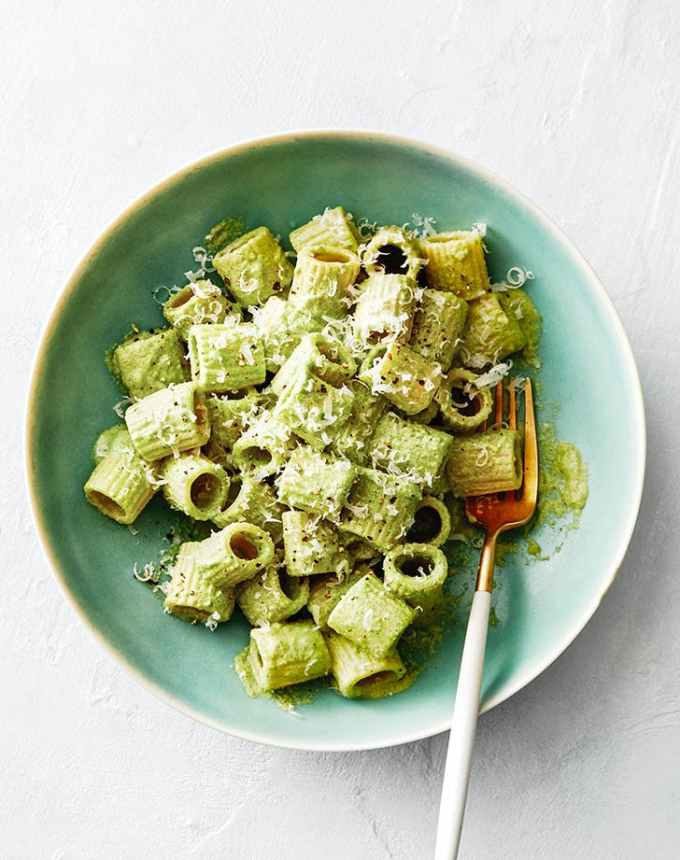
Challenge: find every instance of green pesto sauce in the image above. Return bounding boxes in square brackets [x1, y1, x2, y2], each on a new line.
[108, 327, 188, 399]
[499, 289, 542, 369]
[234, 644, 331, 711]
[204, 216, 246, 256]
[536, 422, 589, 528]
[272, 677, 330, 712]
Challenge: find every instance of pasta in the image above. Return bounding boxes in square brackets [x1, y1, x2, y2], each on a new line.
[237, 565, 310, 626]
[86, 206, 544, 705]
[188, 322, 266, 392]
[110, 328, 188, 399]
[212, 226, 293, 305]
[435, 367, 494, 433]
[163, 280, 240, 340]
[419, 230, 489, 299]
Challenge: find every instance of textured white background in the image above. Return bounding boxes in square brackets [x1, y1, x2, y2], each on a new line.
[3, 1, 679, 858]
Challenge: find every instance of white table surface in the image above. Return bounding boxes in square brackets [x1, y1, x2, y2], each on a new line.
[4, 1, 679, 857]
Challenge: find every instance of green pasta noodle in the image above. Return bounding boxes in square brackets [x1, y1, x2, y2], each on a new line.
[188, 322, 266, 392]
[353, 273, 416, 345]
[160, 453, 230, 521]
[162, 280, 240, 340]
[164, 541, 236, 624]
[92, 424, 135, 464]
[271, 332, 356, 398]
[91, 208, 552, 704]
[497, 288, 542, 368]
[460, 293, 527, 368]
[194, 521, 275, 589]
[277, 447, 356, 517]
[409, 399, 439, 425]
[327, 572, 415, 658]
[409, 289, 468, 370]
[288, 245, 361, 319]
[203, 216, 245, 255]
[339, 467, 421, 552]
[237, 565, 310, 626]
[273, 365, 355, 449]
[361, 342, 442, 415]
[383, 542, 448, 612]
[282, 510, 349, 577]
[84, 446, 156, 525]
[110, 328, 188, 399]
[289, 206, 359, 253]
[435, 367, 493, 433]
[369, 412, 453, 488]
[248, 620, 331, 691]
[307, 567, 366, 629]
[446, 428, 523, 497]
[361, 225, 423, 280]
[203, 390, 262, 467]
[405, 496, 451, 546]
[330, 380, 388, 465]
[212, 475, 284, 542]
[125, 382, 210, 462]
[341, 537, 381, 563]
[231, 410, 292, 477]
[420, 230, 489, 299]
[251, 296, 303, 372]
[326, 632, 407, 699]
[212, 226, 293, 306]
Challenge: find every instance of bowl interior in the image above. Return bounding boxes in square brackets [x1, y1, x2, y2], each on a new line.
[28, 133, 644, 750]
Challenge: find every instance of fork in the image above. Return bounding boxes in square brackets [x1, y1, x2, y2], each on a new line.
[434, 379, 538, 860]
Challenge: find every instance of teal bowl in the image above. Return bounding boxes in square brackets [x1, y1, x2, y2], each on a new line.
[27, 132, 645, 751]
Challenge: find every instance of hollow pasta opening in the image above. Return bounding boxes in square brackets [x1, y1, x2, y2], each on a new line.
[375, 243, 408, 274]
[168, 286, 193, 308]
[230, 532, 259, 560]
[406, 505, 442, 543]
[190, 473, 222, 510]
[356, 671, 395, 688]
[399, 555, 434, 578]
[451, 386, 482, 417]
[88, 491, 125, 519]
[243, 446, 272, 465]
[312, 250, 351, 264]
[280, 572, 299, 600]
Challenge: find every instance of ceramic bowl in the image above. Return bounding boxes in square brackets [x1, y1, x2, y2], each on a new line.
[27, 132, 645, 750]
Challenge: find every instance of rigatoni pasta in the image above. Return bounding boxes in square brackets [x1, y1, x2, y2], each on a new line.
[86, 204, 544, 705]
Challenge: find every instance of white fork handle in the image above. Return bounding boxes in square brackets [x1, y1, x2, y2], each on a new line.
[434, 590, 492, 860]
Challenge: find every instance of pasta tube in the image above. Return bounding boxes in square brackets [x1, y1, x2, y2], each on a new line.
[419, 230, 489, 299]
[237, 565, 309, 626]
[248, 621, 331, 691]
[383, 542, 448, 612]
[212, 226, 293, 306]
[446, 429, 523, 497]
[327, 632, 407, 699]
[160, 453, 230, 521]
[435, 367, 493, 433]
[125, 382, 210, 462]
[327, 572, 415, 658]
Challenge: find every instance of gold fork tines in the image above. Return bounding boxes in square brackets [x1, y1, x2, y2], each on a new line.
[464, 379, 539, 592]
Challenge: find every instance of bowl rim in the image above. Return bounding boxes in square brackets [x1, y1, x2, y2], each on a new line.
[25, 129, 646, 752]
